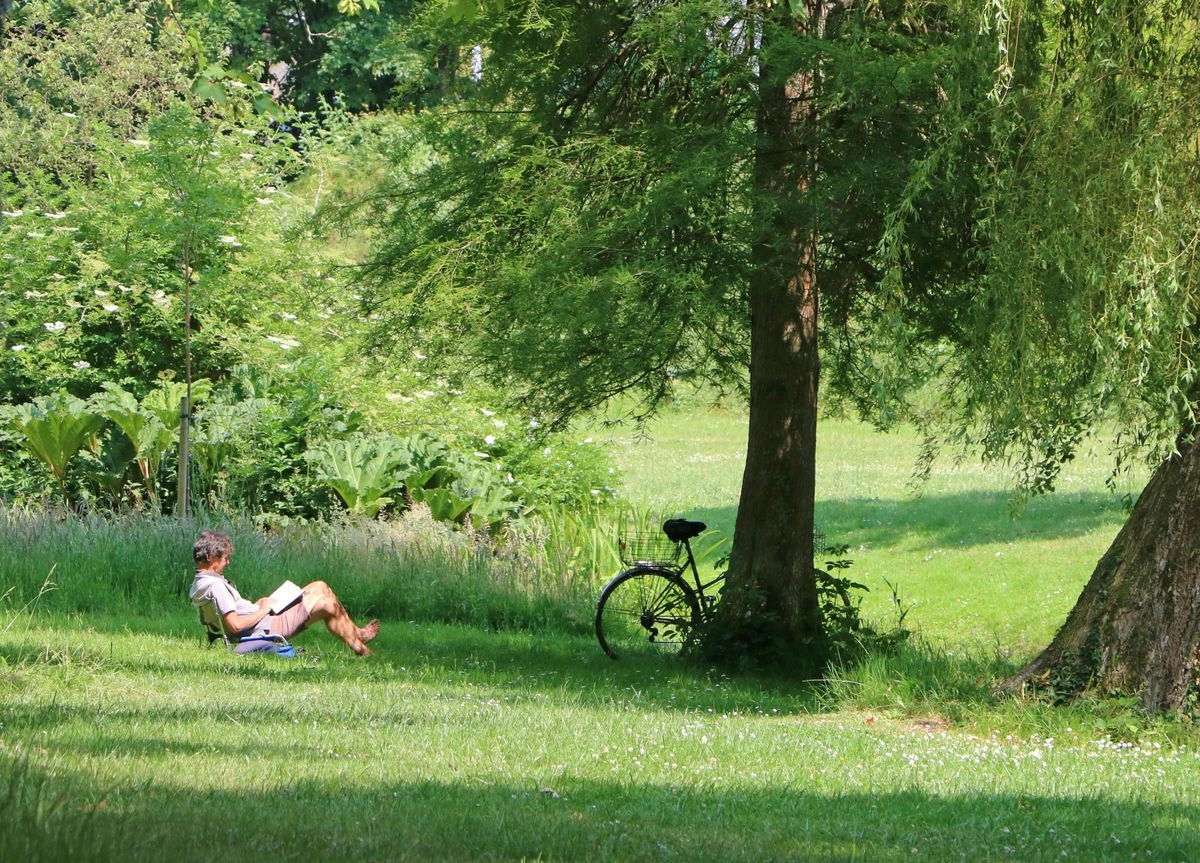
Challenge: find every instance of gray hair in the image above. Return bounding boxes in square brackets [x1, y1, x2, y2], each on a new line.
[193, 530, 233, 566]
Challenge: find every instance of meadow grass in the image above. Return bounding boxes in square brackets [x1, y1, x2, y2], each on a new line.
[2, 615, 1198, 862]
[596, 407, 1147, 658]
[4, 406, 1195, 862]
[0, 505, 600, 636]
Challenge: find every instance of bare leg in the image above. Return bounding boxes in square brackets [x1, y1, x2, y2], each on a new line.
[300, 581, 378, 656]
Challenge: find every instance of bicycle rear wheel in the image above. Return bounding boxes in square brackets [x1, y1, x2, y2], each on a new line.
[595, 568, 701, 660]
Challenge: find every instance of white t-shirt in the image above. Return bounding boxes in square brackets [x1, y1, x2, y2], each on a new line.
[190, 570, 264, 634]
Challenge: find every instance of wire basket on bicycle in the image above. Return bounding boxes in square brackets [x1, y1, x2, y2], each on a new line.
[618, 532, 682, 567]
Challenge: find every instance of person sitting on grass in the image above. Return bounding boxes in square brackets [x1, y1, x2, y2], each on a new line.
[189, 530, 380, 656]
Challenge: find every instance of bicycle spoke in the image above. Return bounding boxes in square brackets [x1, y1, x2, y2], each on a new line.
[595, 569, 700, 659]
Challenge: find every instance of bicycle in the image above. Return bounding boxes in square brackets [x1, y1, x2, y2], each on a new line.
[594, 518, 852, 659]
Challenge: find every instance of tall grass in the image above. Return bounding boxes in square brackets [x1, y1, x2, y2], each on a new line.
[0, 503, 674, 636]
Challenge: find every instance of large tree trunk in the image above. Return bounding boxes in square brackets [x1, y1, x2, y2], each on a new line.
[1003, 434, 1200, 711]
[708, 3, 825, 670]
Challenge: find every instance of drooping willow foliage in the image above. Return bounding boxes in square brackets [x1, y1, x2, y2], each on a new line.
[943, 0, 1200, 490]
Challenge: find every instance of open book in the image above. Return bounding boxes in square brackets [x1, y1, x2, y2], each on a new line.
[266, 580, 303, 615]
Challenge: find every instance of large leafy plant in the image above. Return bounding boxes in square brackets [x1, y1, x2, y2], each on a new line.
[305, 431, 520, 528]
[4, 393, 105, 502]
[305, 434, 409, 517]
[92, 384, 180, 510]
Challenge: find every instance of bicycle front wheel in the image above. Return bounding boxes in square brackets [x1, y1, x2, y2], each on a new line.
[595, 568, 701, 660]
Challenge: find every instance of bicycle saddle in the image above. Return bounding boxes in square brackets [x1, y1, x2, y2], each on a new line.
[662, 519, 706, 542]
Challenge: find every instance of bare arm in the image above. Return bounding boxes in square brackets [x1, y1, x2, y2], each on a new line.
[223, 598, 272, 636]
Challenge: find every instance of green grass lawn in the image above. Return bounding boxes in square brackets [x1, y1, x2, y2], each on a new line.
[3, 615, 1198, 862]
[599, 408, 1147, 658]
[5, 406, 1194, 862]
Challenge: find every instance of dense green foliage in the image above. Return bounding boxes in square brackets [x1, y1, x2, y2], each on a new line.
[0, 1, 618, 522]
[175, 0, 436, 112]
[356, 1, 991, 424]
[0, 2, 312, 401]
[907, 1, 1200, 487]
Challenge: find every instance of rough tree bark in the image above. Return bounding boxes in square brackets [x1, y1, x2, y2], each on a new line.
[1002, 433, 1200, 711]
[711, 2, 825, 669]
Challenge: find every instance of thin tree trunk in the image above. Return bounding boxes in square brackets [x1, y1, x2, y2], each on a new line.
[708, 2, 824, 670]
[1002, 433, 1200, 711]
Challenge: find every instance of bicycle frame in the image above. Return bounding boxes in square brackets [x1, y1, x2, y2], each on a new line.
[668, 538, 725, 619]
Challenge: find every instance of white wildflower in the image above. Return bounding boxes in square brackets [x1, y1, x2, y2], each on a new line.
[44, 321, 67, 332]
[61, 112, 77, 118]
[505, 473, 514, 483]
[218, 235, 242, 247]
[265, 335, 300, 350]
[10, 344, 26, 351]
[278, 312, 297, 321]
[529, 418, 539, 429]
[473, 451, 490, 459]
[102, 304, 119, 313]
[543, 446, 553, 457]
[484, 435, 496, 445]
[72, 360, 90, 369]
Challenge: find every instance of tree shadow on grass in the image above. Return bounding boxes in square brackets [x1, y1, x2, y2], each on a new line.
[3, 753, 1196, 863]
[687, 489, 1131, 551]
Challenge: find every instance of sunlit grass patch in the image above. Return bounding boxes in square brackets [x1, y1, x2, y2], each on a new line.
[2, 616, 1199, 862]
[602, 407, 1147, 657]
